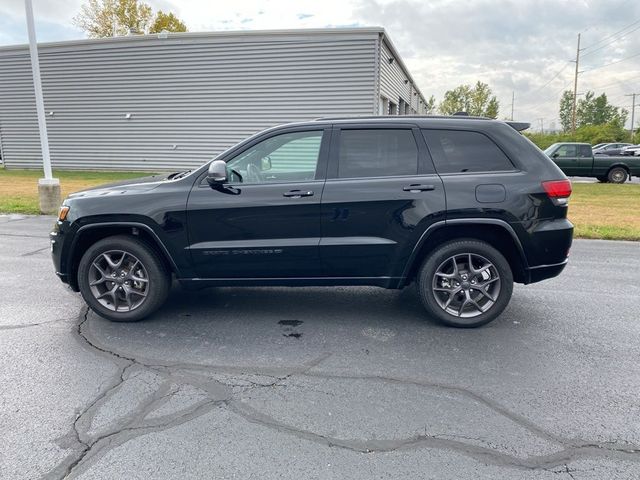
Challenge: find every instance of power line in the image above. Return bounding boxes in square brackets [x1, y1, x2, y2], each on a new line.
[520, 62, 572, 98]
[581, 24, 640, 59]
[581, 18, 640, 52]
[582, 50, 640, 73]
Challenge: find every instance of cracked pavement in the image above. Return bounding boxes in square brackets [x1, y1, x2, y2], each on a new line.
[1, 214, 639, 479]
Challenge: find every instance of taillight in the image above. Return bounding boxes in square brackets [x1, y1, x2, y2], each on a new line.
[542, 180, 572, 205]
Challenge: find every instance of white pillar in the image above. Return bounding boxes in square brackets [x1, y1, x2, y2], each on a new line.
[25, 0, 61, 213]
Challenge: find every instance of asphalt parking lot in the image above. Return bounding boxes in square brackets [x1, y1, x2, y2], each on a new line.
[1, 215, 639, 479]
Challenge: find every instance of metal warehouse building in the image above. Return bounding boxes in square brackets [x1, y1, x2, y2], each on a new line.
[0, 27, 429, 171]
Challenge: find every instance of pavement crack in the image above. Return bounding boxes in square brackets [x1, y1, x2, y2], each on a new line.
[48, 307, 640, 478]
[0, 316, 74, 331]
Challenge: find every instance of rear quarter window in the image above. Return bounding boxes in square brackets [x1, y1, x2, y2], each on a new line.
[422, 129, 515, 174]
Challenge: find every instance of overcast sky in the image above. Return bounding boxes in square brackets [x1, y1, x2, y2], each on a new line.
[2, 0, 639, 130]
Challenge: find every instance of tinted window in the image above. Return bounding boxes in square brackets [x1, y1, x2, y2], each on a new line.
[422, 129, 514, 174]
[226, 131, 323, 184]
[338, 129, 418, 178]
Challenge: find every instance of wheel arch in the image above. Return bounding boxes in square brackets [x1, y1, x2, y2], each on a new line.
[607, 163, 631, 174]
[67, 222, 178, 291]
[400, 219, 529, 287]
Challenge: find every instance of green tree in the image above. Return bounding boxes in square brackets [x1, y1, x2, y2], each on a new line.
[424, 95, 436, 114]
[150, 11, 187, 34]
[558, 90, 574, 133]
[74, 0, 187, 38]
[576, 91, 627, 128]
[438, 81, 499, 118]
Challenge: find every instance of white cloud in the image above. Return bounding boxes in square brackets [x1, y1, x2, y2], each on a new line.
[1, 0, 639, 129]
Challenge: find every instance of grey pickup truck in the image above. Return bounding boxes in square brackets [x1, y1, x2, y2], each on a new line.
[544, 142, 640, 183]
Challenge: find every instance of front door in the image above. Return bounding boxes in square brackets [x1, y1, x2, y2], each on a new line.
[320, 125, 446, 280]
[186, 128, 330, 279]
[552, 144, 593, 176]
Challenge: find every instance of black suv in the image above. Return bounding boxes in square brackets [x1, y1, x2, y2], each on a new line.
[51, 116, 573, 328]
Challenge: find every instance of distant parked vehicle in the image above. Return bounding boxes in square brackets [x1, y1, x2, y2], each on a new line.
[544, 142, 640, 183]
[621, 144, 640, 156]
[592, 143, 609, 150]
[593, 143, 633, 156]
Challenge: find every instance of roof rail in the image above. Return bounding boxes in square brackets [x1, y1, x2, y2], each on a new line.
[314, 115, 490, 121]
[313, 115, 531, 131]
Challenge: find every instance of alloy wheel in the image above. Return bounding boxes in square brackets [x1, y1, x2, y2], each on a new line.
[88, 250, 149, 312]
[432, 253, 501, 318]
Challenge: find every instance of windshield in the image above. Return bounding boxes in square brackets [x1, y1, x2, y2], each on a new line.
[543, 143, 559, 155]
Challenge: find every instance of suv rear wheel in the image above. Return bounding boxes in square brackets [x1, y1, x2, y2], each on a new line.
[77, 235, 170, 322]
[417, 239, 513, 328]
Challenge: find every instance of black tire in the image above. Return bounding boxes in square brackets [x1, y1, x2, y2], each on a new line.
[607, 167, 628, 184]
[77, 235, 170, 322]
[416, 239, 513, 328]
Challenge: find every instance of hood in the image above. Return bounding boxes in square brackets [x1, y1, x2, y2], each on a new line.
[67, 173, 172, 199]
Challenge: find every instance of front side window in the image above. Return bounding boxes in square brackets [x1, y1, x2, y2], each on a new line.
[555, 145, 577, 158]
[226, 130, 323, 184]
[338, 129, 418, 178]
[422, 129, 514, 174]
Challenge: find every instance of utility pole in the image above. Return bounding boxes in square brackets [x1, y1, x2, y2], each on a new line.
[571, 33, 581, 136]
[511, 91, 514, 121]
[625, 93, 638, 142]
[24, 0, 61, 214]
[537, 118, 545, 134]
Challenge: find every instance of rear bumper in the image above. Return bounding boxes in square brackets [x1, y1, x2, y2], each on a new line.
[521, 218, 573, 284]
[526, 259, 568, 283]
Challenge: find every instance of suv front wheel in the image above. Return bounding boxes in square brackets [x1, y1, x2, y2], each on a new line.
[417, 239, 513, 328]
[77, 235, 170, 322]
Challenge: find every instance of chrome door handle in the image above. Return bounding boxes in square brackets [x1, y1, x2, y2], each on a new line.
[283, 190, 314, 198]
[403, 184, 435, 192]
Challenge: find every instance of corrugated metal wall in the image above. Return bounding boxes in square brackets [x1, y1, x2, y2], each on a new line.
[378, 39, 427, 115]
[0, 28, 427, 171]
[0, 30, 374, 170]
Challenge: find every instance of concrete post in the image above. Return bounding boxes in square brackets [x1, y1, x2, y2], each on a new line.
[38, 178, 61, 214]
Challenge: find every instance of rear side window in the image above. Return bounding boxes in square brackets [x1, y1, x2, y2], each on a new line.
[422, 129, 514, 174]
[578, 145, 592, 157]
[338, 129, 418, 178]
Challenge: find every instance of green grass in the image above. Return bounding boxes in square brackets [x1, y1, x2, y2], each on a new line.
[1, 168, 638, 241]
[0, 168, 156, 214]
[569, 183, 640, 241]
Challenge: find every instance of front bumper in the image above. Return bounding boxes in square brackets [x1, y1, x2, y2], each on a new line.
[50, 221, 79, 290]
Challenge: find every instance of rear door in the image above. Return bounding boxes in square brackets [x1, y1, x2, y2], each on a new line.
[319, 124, 446, 281]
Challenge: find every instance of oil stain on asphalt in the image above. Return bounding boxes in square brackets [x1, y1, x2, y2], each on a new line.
[278, 320, 303, 338]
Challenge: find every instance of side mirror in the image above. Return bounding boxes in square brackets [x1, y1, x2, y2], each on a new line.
[206, 160, 227, 186]
[551, 152, 559, 159]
